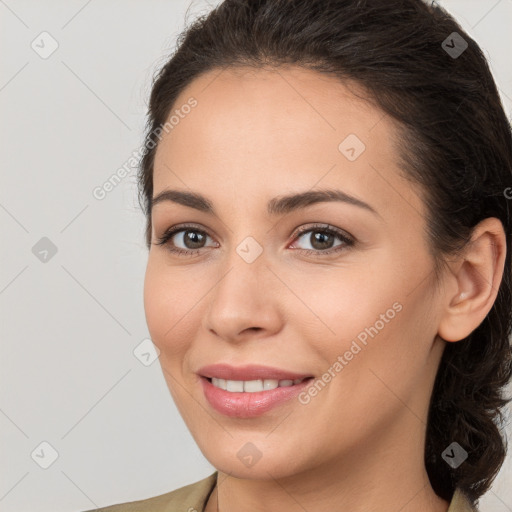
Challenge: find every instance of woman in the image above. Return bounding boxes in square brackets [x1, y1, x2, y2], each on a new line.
[84, 0, 512, 510]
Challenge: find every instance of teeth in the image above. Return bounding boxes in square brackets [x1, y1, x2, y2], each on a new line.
[211, 377, 307, 392]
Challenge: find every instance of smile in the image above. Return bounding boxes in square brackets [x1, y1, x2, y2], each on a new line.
[200, 376, 315, 418]
[209, 377, 310, 392]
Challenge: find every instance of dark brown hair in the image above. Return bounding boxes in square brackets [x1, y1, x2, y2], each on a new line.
[138, 0, 512, 506]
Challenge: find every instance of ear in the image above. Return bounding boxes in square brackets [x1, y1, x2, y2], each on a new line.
[437, 217, 507, 343]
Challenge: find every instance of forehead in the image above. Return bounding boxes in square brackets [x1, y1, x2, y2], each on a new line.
[157, 65, 384, 158]
[152, 65, 425, 221]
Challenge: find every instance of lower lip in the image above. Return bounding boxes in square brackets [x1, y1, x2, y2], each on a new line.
[200, 376, 313, 418]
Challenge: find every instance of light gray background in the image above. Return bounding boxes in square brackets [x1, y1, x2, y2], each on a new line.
[1, 1, 511, 511]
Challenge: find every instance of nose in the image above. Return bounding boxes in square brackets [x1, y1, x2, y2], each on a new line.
[201, 256, 284, 344]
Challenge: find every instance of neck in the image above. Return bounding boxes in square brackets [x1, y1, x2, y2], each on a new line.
[208, 465, 449, 512]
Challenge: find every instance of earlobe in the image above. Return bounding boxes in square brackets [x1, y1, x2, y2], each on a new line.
[437, 217, 507, 343]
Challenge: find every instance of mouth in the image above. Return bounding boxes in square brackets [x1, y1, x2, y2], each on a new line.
[196, 364, 315, 417]
[203, 376, 314, 393]
[197, 363, 314, 382]
[199, 373, 315, 418]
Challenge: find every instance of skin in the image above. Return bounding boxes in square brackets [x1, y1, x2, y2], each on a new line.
[143, 65, 506, 512]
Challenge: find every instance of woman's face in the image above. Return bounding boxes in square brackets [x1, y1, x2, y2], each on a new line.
[144, 65, 448, 480]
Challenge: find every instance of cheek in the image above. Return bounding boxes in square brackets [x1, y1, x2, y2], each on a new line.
[143, 258, 201, 358]
[308, 269, 436, 415]
[287, 262, 403, 348]
[287, 253, 428, 383]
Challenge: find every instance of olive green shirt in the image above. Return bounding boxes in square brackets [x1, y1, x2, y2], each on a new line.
[82, 471, 478, 511]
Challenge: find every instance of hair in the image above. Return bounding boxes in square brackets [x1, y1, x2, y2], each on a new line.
[137, 0, 512, 506]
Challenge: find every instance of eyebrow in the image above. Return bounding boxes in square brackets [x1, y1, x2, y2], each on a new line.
[151, 188, 381, 218]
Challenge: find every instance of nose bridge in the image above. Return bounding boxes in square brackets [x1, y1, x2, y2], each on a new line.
[202, 238, 281, 340]
[210, 238, 268, 312]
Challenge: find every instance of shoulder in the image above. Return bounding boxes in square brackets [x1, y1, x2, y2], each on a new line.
[80, 471, 217, 512]
[447, 488, 479, 512]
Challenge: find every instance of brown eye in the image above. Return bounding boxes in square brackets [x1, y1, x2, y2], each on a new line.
[290, 224, 355, 255]
[155, 225, 218, 256]
[178, 230, 207, 249]
[303, 231, 336, 250]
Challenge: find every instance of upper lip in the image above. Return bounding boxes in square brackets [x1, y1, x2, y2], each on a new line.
[198, 364, 313, 381]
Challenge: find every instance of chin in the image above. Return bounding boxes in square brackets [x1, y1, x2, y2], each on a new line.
[200, 442, 307, 481]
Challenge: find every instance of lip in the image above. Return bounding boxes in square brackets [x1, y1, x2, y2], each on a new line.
[197, 363, 313, 381]
[200, 376, 314, 418]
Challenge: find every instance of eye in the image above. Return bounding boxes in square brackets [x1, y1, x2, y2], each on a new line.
[289, 224, 355, 256]
[155, 222, 355, 257]
[154, 224, 218, 256]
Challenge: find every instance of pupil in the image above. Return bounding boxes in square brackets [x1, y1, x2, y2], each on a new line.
[311, 231, 333, 250]
[185, 230, 204, 249]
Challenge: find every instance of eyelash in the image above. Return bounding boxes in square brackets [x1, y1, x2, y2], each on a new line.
[154, 223, 355, 257]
